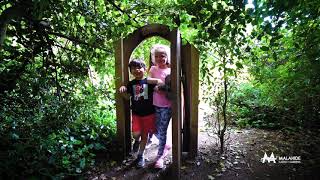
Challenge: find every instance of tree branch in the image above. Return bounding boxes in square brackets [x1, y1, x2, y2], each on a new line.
[47, 31, 90, 46]
[47, 31, 111, 52]
[0, 4, 26, 47]
[53, 43, 81, 55]
[105, 0, 139, 25]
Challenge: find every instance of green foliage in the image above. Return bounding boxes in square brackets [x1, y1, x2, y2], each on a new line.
[238, 0, 320, 128]
[0, 77, 116, 178]
[224, 0, 320, 129]
[131, 36, 170, 67]
[1, 1, 119, 177]
[229, 82, 282, 129]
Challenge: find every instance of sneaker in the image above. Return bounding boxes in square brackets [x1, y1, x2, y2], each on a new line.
[132, 140, 140, 153]
[137, 155, 145, 168]
[154, 157, 164, 169]
[154, 145, 171, 169]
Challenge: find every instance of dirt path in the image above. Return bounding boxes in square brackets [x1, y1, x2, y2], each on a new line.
[181, 128, 320, 180]
[87, 105, 320, 180]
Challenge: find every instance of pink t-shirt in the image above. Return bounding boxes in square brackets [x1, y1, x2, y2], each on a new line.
[149, 66, 171, 107]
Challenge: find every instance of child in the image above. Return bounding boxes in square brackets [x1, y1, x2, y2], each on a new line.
[146, 74, 172, 148]
[149, 44, 172, 168]
[119, 58, 163, 168]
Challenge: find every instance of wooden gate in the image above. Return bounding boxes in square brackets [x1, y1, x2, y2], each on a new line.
[114, 24, 199, 179]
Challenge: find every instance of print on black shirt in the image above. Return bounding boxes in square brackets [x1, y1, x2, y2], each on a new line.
[133, 84, 148, 101]
[127, 78, 155, 116]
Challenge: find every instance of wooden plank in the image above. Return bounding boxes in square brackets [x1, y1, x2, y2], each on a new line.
[125, 24, 171, 53]
[189, 45, 199, 158]
[140, 24, 170, 39]
[181, 44, 199, 158]
[122, 39, 132, 155]
[114, 39, 132, 158]
[114, 39, 127, 159]
[181, 45, 190, 153]
[170, 29, 182, 179]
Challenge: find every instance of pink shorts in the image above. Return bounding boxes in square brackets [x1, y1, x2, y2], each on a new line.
[132, 114, 156, 135]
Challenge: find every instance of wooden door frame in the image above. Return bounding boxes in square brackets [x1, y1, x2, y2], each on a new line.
[114, 24, 199, 179]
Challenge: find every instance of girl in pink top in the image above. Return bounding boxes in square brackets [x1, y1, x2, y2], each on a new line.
[149, 44, 172, 168]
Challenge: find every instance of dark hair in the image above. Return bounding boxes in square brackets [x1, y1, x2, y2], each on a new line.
[128, 58, 146, 72]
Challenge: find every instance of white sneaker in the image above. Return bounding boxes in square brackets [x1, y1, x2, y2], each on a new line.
[146, 139, 152, 149]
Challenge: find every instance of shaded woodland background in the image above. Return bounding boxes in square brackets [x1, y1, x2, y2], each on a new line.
[0, 0, 319, 178]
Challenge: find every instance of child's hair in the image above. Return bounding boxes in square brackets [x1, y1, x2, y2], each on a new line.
[128, 58, 146, 72]
[150, 44, 171, 65]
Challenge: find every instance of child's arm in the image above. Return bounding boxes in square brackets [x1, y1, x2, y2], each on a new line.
[147, 78, 164, 85]
[148, 66, 154, 78]
[119, 86, 130, 100]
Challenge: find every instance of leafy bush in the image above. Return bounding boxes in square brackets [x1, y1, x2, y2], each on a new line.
[0, 78, 116, 178]
[229, 82, 283, 129]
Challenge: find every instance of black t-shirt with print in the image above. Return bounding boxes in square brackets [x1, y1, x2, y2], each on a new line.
[127, 78, 156, 116]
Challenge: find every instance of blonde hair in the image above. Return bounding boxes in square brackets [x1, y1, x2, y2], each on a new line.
[150, 44, 170, 65]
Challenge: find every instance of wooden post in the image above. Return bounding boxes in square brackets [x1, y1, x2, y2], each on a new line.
[115, 39, 126, 159]
[181, 45, 190, 153]
[114, 39, 131, 159]
[181, 44, 199, 158]
[122, 40, 133, 157]
[170, 29, 182, 179]
[181, 44, 199, 157]
[189, 45, 199, 158]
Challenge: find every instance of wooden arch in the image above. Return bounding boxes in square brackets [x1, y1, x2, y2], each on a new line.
[114, 24, 199, 178]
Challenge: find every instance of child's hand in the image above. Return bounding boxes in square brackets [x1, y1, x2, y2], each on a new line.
[154, 85, 159, 92]
[158, 80, 165, 86]
[119, 86, 127, 93]
[154, 85, 165, 94]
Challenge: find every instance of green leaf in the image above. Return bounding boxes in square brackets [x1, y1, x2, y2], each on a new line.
[94, 143, 105, 150]
[261, 46, 269, 51]
[236, 62, 243, 69]
[62, 156, 70, 165]
[79, 16, 85, 27]
[220, 38, 229, 45]
[80, 158, 86, 169]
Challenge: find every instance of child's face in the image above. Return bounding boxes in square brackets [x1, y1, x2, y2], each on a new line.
[154, 51, 167, 67]
[130, 66, 145, 79]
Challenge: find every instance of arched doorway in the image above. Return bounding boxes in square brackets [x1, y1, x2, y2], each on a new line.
[114, 24, 199, 178]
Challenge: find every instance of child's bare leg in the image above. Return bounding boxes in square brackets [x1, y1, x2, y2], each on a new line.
[132, 132, 141, 153]
[132, 132, 141, 141]
[138, 132, 147, 155]
[136, 132, 147, 167]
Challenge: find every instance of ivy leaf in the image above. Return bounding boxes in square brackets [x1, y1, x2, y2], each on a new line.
[220, 38, 229, 45]
[236, 62, 243, 69]
[79, 16, 85, 27]
[261, 46, 269, 51]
